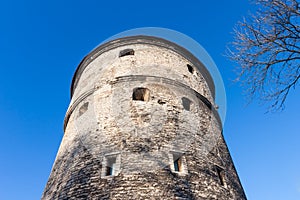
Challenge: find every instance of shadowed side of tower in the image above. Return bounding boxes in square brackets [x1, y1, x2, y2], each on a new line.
[42, 36, 246, 199]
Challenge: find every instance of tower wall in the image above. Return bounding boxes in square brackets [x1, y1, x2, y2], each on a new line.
[42, 36, 246, 199]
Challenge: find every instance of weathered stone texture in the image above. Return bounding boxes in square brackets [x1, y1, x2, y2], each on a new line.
[42, 36, 246, 199]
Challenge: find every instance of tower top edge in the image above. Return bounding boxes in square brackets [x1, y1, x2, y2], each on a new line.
[70, 35, 215, 99]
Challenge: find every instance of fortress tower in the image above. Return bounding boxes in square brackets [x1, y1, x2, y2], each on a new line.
[42, 35, 246, 199]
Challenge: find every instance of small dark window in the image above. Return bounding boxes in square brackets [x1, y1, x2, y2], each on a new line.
[106, 165, 114, 176]
[174, 158, 182, 172]
[173, 154, 183, 172]
[182, 97, 192, 111]
[132, 88, 150, 101]
[157, 99, 166, 105]
[187, 64, 194, 74]
[78, 102, 89, 117]
[215, 166, 226, 186]
[119, 49, 134, 57]
[105, 156, 117, 176]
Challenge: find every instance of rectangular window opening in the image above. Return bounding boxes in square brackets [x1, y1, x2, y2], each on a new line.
[172, 154, 183, 172]
[181, 97, 192, 111]
[105, 156, 117, 176]
[174, 157, 182, 172]
[119, 49, 134, 57]
[78, 102, 89, 117]
[132, 87, 150, 101]
[216, 166, 226, 186]
[187, 64, 194, 74]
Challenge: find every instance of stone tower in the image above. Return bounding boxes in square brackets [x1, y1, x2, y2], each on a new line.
[42, 35, 246, 199]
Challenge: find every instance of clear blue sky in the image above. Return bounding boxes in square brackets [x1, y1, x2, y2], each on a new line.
[0, 0, 299, 199]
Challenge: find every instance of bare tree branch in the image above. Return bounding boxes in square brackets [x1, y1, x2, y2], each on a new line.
[228, 0, 300, 111]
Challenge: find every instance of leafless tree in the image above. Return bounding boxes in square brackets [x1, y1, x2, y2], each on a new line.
[228, 0, 300, 110]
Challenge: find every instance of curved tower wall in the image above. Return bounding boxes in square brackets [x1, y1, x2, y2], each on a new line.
[42, 36, 246, 199]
